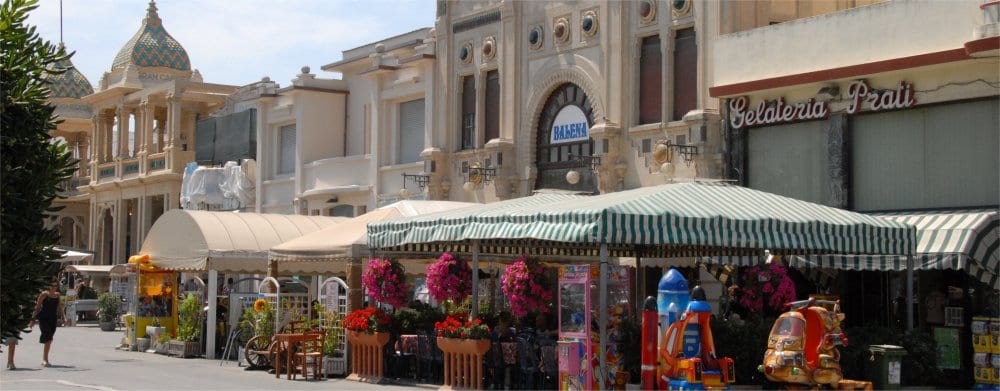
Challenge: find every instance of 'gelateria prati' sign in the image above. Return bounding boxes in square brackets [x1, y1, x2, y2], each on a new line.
[729, 80, 916, 129]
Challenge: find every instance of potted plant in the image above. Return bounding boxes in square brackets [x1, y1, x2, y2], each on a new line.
[96, 292, 121, 332]
[425, 252, 473, 305]
[167, 293, 202, 357]
[434, 313, 491, 389]
[343, 306, 391, 383]
[145, 318, 166, 346]
[317, 303, 346, 376]
[502, 255, 554, 317]
[155, 332, 171, 354]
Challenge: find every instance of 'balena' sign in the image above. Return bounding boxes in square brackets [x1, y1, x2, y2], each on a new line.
[729, 80, 915, 129]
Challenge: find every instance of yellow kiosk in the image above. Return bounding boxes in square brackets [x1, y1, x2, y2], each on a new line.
[128, 254, 177, 339]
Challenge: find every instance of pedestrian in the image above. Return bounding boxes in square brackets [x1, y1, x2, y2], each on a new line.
[4, 336, 18, 370]
[28, 280, 68, 367]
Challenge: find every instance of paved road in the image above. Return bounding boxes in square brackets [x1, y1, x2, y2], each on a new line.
[0, 324, 423, 390]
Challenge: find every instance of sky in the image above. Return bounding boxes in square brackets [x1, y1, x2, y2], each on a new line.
[27, 0, 437, 88]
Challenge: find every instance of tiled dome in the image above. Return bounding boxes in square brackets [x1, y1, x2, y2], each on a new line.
[111, 1, 190, 71]
[48, 54, 94, 99]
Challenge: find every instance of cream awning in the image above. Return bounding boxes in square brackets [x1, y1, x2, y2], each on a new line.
[268, 200, 478, 273]
[140, 210, 346, 274]
[65, 264, 128, 276]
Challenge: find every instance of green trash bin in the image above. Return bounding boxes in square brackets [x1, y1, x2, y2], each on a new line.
[868, 344, 907, 390]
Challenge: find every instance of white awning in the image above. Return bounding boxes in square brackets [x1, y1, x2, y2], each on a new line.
[139, 210, 346, 274]
[65, 264, 128, 276]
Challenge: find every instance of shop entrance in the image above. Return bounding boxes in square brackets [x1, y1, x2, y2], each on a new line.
[534, 83, 598, 193]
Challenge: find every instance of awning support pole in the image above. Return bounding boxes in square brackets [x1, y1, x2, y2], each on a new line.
[471, 240, 480, 319]
[206, 269, 218, 359]
[906, 255, 914, 330]
[599, 243, 609, 391]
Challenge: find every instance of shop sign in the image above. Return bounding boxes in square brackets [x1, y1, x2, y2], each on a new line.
[729, 96, 828, 129]
[550, 105, 590, 144]
[729, 79, 916, 129]
[846, 80, 915, 114]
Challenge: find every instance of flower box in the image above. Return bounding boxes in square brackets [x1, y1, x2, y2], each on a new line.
[323, 355, 347, 377]
[437, 337, 491, 390]
[346, 331, 389, 383]
[167, 340, 201, 358]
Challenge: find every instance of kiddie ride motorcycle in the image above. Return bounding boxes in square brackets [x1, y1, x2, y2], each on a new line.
[759, 298, 871, 390]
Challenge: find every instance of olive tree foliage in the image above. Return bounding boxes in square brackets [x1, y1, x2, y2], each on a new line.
[1, 0, 78, 341]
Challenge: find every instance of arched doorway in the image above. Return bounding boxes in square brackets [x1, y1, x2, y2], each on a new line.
[534, 83, 598, 193]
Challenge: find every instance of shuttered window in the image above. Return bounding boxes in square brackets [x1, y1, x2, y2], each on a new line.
[278, 124, 296, 175]
[485, 70, 500, 143]
[672, 28, 697, 121]
[639, 35, 662, 124]
[398, 98, 425, 164]
[461, 75, 476, 150]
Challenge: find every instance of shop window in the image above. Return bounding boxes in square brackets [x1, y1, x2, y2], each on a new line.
[485, 70, 500, 143]
[672, 27, 696, 121]
[639, 35, 662, 125]
[398, 98, 425, 164]
[461, 75, 476, 150]
[278, 124, 295, 175]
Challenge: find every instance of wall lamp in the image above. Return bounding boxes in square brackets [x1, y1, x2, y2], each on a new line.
[401, 172, 431, 190]
[653, 140, 699, 166]
[568, 153, 602, 171]
[463, 161, 496, 191]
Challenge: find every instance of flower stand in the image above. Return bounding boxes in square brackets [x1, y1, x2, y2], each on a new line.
[346, 331, 389, 383]
[437, 337, 490, 390]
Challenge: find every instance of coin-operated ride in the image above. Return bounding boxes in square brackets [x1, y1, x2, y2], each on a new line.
[759, 298, 848, 388]
[658, 286, 736, 390]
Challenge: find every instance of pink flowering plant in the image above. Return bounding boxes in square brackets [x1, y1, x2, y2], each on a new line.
[733, 261, 797, 314]
[426, 252, 473, 304]
[501, 255, 553, 317]
[362, 258, 409, 308]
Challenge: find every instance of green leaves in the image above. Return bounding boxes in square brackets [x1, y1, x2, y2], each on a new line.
[1, 0, 78, 343]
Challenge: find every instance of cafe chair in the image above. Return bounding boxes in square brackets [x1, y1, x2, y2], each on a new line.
[292, 331, 325, 380]
[417, 332, 440, 383]
[539, 343, 558, 389]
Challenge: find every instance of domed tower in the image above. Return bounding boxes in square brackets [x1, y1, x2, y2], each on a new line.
[100, 0, 199, 89]
[46, 45, 94, 250]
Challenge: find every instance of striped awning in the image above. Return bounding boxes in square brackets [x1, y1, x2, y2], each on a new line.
[368, 182, 915, 258]
[781, 209, 998, 288]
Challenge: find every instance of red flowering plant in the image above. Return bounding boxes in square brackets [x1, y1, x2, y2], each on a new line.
[343, 306, 391, 333]
[434, 312, 491, 340]
[362, 258, 409, 308]
[733, 260, 797, 314]
[426, 252, 473, 304]
[501, 255, 554, 318]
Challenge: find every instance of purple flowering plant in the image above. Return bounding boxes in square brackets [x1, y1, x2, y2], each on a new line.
[426, 252, 473, 304]
[734, 261, 796, 313]
[501, 255, 553, 318]
[362, 258, 409, 308]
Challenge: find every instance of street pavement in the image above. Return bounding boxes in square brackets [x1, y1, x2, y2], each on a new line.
[0, 323, 425, 391]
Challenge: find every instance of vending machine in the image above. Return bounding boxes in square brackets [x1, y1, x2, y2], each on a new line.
[557, 264, 631, 390]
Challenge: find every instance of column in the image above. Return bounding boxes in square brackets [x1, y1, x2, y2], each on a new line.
[167, 93, 182, 148]
[103, 112, 114, 161]
[142, 100, 154, 155]
[117, 105, 130, 158]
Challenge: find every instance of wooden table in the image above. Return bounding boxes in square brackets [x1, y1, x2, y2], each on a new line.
[273, 333, 312, 380]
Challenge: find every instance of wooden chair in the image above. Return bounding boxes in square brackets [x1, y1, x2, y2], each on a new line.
[292, 330, 325, 380]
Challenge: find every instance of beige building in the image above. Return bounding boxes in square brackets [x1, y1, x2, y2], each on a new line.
[51, 2, 236, 265]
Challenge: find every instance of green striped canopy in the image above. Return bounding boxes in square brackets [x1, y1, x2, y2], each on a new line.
[368, 182, 915, 256]
[782, 209, 997, 288]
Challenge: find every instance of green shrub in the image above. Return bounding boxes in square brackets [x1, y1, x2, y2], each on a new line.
[710, 315, 776, 386]
[97, 292, 121, 323]
[176, 293, 201, 342]
[840, 323, 943, 387]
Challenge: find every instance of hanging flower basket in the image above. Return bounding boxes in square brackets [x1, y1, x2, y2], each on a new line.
[362, 258, 409, 308]
[426, 252, 473, 304]
[501, 255, 553, 318]
[733, 261, 797, 313]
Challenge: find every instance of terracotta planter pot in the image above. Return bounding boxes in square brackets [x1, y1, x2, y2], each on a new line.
[346, 331, 389, 383]
[437, 337, 491, 389]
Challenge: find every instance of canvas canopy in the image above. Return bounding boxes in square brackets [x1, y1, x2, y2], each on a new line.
[268, 200, 477, 273]
[50, 246, 94, 264]
[139, 209, 345, 274]
[784, 208, 998, 288]
[369, 182, 915, 257]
